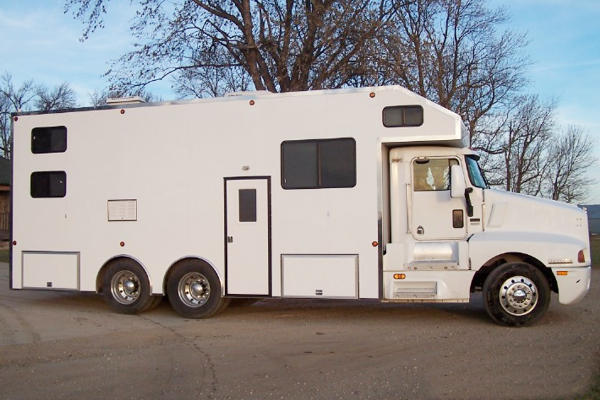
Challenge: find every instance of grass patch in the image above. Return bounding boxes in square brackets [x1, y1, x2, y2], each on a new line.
[0, 249, 8, 263]
[591, 235, 600, 268]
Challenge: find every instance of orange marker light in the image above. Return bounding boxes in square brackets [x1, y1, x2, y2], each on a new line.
[556, 271, 568, 276]
[372, 241, 378, 247]
[393, 273, 406, 280]
[369, 92, 375, 98]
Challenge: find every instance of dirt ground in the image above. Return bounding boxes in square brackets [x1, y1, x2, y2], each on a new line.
[0, 261, 598, 400]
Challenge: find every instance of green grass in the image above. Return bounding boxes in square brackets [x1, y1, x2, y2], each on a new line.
[0, 249, 8, 263]
[591, 235, 600, 268]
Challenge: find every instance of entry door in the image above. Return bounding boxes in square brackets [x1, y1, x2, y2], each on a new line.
[225, 177, 271, 295]
[411, 158, 466, 240]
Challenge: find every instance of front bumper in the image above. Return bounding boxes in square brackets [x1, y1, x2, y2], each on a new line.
[552, 266, 591, 305]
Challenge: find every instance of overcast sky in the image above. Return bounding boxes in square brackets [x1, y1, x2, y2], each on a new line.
[1, 0, 599, 203]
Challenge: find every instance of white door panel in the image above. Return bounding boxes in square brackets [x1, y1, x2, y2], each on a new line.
[412, 190, 466, 240]
[225, 178, 270, 295]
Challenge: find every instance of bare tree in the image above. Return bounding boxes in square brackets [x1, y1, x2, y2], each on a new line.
[376, 0, 527, 147]
[483, 95, 554, 195]
[66, 0, 396, 96]
[544, 126, 595, 203]
[0, 74, 79, 158]
[0, 74, 36, 158]
[35, 82, 77, 112]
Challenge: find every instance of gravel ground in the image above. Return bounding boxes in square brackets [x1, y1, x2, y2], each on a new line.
[0, 261, 598, 400]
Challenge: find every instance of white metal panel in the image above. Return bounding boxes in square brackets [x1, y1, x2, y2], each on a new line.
[226, 178, 270, 295]
[281, 254, 358, 298]
[22, 252, 79, 289]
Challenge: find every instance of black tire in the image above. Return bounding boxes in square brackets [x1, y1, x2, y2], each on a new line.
[143, 295, 164, 312]
[167, 260, 225, 318]
[483, 262, 550, 326]
[102, 258, 154, 314]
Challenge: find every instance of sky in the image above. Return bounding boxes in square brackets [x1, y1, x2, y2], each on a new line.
[1, 0, 599, 203]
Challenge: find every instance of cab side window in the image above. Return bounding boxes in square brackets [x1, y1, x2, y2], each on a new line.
[413, 158, 458, 191]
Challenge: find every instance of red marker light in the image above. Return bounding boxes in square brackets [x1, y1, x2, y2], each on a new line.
[120, 241, 125, 247]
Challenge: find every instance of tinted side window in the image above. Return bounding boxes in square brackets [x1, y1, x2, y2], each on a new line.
[383, 106, 423, 127]
[281, 141, 318, 189]
[281, 138, 356, 189]
[31, 171, 67, 198]
[32, 126, 67, 153]
[320, 139, 356, 188]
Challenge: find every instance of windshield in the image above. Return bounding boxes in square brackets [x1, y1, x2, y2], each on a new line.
[465, 155, 488, 189]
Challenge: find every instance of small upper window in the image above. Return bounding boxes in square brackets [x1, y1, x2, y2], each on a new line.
[32, 126, 67, 154]
[383, 106, 423, 127]
[31, 171, 66, 198]
[281, 138, 356, 189]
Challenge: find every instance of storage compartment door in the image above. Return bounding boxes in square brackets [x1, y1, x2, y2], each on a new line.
[282, 254, 358, 298]
[22, 252, 80, 289]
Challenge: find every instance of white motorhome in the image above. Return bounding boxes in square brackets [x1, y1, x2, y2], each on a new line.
[10, 86, 591, 325]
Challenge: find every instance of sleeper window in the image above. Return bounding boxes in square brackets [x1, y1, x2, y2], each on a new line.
[383, 106, 423, 127]
[281, 138, 356, 189]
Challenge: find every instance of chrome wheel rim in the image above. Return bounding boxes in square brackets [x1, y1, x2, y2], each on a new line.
[499, 275, 538, 316]
[178, 272, 211, 308]
[110, 269, 141, 305]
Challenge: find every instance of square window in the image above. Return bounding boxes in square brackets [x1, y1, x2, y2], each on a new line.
[32, 126, 67, 153]
[31, 171, 66, 198]
[281, 138, 356, 189]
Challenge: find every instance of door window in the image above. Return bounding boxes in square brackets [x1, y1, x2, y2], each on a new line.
[413, 158, 458, 191]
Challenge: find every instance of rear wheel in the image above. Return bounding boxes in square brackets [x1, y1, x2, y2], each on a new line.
[483, 262, 550, 326]
[102, 259, 154, 314]
[167, 260, 225, 318]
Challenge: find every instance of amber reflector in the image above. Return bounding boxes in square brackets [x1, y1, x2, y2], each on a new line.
[556, 271, 568, 276]
[393, 273, 406, 280]
[577, 250, 585, 263]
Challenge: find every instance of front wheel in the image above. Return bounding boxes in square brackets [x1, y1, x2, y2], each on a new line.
[483, 262, 550, 326]
[167, 260, 225, 318]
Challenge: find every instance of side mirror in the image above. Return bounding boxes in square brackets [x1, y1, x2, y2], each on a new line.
[450, 165, 466, 198]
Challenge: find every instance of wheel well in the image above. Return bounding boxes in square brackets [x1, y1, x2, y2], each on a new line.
[163, 257, 220, 294]
[471, 253, 558, 294]
[96, 256, 147, 294]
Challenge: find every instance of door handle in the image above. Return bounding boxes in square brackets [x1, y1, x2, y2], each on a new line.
[416, 226, 424, 235]
[227, 236, 234, 243]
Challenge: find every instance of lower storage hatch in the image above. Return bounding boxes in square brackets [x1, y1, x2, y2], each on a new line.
[22, 251, 80, 290]
[281, 254, 358, 298]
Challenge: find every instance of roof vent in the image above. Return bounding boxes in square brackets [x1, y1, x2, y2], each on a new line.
[106, 96, 146, 105]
